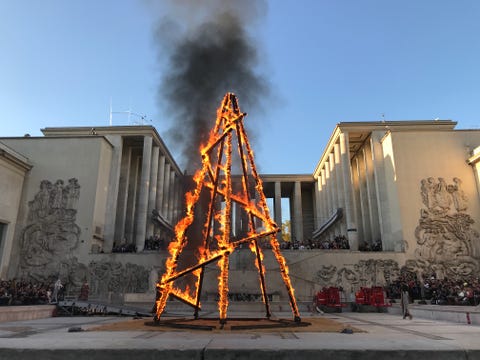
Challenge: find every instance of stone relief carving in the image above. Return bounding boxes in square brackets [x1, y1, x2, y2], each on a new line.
[88, 260, 149, 296]
[315, 259, 400, 290]
[420, 177, 468, 215]
[16, 175, 479, 301]
[19, 179, 82, 280]
[18, 178, 154, 297]
[414, 177, 480, 278]
[315, 265, 337, 283]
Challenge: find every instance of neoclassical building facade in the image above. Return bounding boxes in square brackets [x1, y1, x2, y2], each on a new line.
[1, 120, 480, 304]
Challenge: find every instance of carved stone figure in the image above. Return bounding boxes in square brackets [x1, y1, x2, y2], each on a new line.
[88, 260, 149, 297]
[65, 178, 80, 210]
[336, 267, 358, 289]
[451, 177, 468, 212]
[50, 179, 64, 211]
[415, 177, 480, 279]
[315, 259, 400, 292]
[315, 265, 337, 285]
[19, 178, 82, 283]
[434, 177, 452, 211]
[33, 180, 52, 220]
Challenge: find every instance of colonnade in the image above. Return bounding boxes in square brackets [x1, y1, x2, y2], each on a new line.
[252, 176, 315, 246]
[103, 135, 316, 252]
[104, 134, 183, 253]
[102, 130, 393, 253]
[313, 127, 401, 251]
[314, 132, 358, 250]
[350, 135, 381, 249]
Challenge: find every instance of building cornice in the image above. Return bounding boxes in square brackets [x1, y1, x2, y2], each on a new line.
[0, 141, 32, 172]
[313, 120, 458, 178]
[467, 146, 480, 165]
[40, 125, 182, 175]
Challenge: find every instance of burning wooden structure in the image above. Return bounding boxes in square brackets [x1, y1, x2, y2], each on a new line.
[153, 93, 301, 325]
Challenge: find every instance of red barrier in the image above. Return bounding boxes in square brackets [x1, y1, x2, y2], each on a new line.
[315, 287, 346, 309]
[355, 287, 391, 307]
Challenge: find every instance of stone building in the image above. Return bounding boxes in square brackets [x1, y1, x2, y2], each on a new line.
[0, 120, 480, 304]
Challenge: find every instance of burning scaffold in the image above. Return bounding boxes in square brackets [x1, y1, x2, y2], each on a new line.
[153, 93, 301, 324]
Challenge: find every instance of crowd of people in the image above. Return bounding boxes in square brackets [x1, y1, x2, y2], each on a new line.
[278, 236, 384, 251]
[358, 240, 382, 252]
[112, 243, 137, 253]
[386, 273, 480, 306]
[0, 279, 62, 306]
[278, 236, 351, 250]
[112, 235, 169, 253]
[317, 235, 351, 250]
[2, 272, 480, 310]
[110, 234, 385, 252]
[144, 235, 167, 251]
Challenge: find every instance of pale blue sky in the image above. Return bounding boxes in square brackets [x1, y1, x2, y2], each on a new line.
[2, 0, 480, 174]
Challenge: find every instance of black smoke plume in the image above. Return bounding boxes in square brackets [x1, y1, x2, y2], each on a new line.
[154, 0, 269, 173]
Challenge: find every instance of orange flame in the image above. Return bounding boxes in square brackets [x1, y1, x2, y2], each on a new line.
[154, 93, 300, 322]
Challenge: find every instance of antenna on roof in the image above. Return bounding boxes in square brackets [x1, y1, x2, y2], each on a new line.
[109, 97, 113, 126]
[381, 113, 385, 122]
[111, 109, 150, 125]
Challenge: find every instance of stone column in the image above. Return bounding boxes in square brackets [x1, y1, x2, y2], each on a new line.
[114, 146, 132, 246]
[162, 163, 171, 219]
[103, 135, 123, 253]
[156, 155, 166, 214]
[351, 156, 363, 245]
[168, 171, 176, 223]
[173, 175, 179, 224]
[324, 160, 332, 239]
[293, 181, 303, 244]
[339, 132, 358, 250]
[363, 142, 381, 246]
[146, 146, 160, 238]
[174, 177, 182, 224]
[320, 169, 327, 226]
[356, 154, 371, 246]
[314, 177, 321, 228]
[274, 181, 282, 242]
[329, 157, 337, 240]
[234, 201, 242, 238]
[370, 131, 400, 251]
[135, 136, 152, 252]
[334, 142, 345, 236]
[125, 155, 141, 245]
[329, 153, 338, 213]
[254, 188, 261, 230]
[241, 202, 249, 236]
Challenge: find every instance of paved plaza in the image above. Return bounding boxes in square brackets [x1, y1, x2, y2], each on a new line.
[0, 307, 480, 360]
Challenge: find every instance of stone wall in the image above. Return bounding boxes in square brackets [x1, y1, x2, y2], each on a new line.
[0, 143, 30, 278]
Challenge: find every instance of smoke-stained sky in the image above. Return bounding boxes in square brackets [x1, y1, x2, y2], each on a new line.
[154, 0, 269, 172]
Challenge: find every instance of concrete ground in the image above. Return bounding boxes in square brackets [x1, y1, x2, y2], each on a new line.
[1, 306, 480, 360]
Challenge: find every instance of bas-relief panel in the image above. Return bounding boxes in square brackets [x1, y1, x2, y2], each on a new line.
[19, 179, 82, 282]
[16, 176, 480, 300]
[88, 260, 149, 296]
[18, 179, 150, 296]
[413, 177, 480, 278]
[314, 177, 480, 290]
[315, 259, 400, 291]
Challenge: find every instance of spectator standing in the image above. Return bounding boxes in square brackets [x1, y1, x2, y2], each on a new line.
[401, 283, 413, 320]
[51, 278, 63, 303]
[78, 280, 89, 301]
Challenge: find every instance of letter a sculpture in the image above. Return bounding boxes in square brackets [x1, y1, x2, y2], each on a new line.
[153, 93, 301, 325]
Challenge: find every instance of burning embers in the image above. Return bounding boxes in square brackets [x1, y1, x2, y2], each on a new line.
[153, 93, 301, 325]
